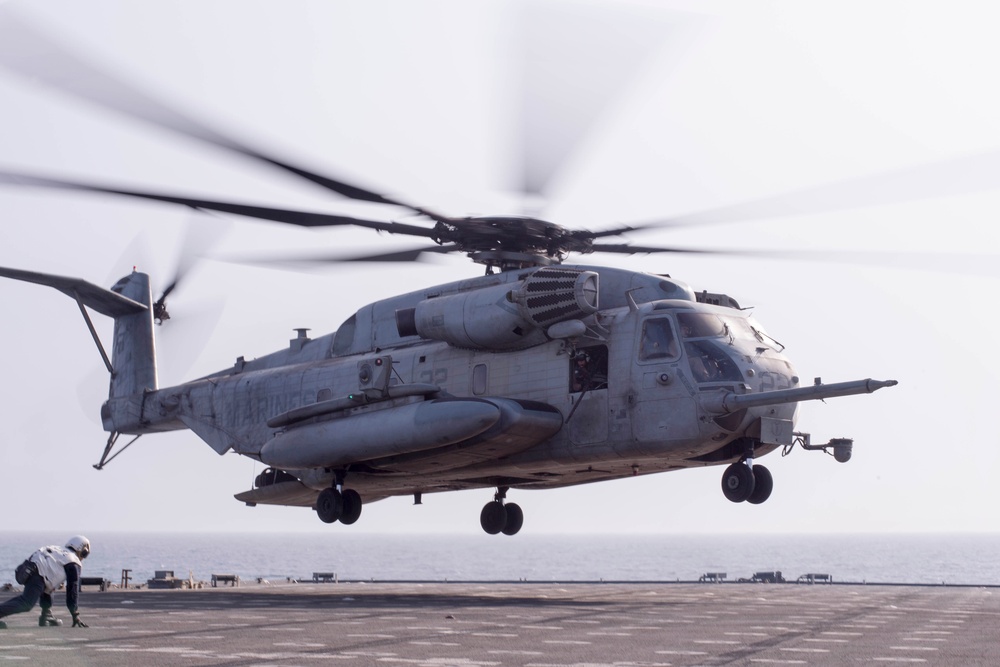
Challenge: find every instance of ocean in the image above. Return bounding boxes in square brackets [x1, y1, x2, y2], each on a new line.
[2, 532, 998, 587]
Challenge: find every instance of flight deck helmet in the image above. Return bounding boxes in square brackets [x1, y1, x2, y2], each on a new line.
[65, 535, 91, 560]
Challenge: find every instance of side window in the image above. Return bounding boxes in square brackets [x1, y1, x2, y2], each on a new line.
[472, 364, 488, 395]
[570, 345, 609, 393]
[639, 318, 678, 361]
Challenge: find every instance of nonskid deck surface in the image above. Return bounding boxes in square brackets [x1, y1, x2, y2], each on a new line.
[1, 583, 997, 665]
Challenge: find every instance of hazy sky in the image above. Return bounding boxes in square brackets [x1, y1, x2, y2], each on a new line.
[1, 0, 998, 536]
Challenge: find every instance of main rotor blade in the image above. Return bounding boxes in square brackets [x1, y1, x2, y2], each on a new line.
[512, 3, 683, 197]
[629, 150, 1000, 229]
[0, 11, 452, 223]
[590, 243, 733, 255]
[333, 245, 459, 262]
[581, 224, 657, 240]
[592, 243, 998, 275]
[231, 245, 460, 266]
[0, 170, 438, 238]
[747, 249, 1000, 275]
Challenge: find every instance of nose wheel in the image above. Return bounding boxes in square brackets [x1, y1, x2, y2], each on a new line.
[721, 461, 773, 504]
[480, 487, 523, 535]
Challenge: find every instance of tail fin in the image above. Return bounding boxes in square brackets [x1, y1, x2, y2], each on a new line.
[0, 264, 157, 433]
[107, 271, 158, 399]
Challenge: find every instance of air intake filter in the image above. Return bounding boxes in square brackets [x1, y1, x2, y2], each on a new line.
[514, 267, 599, 327]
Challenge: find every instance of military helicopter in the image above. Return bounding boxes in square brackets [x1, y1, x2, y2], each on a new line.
[0, 11, 901, 536]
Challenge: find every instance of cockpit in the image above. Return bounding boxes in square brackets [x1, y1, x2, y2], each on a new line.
[639, 307, 782, 385]
[680, 313, 743, 383]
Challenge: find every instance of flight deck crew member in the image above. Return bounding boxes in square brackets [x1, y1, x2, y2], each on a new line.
[0, 535, 91, 629]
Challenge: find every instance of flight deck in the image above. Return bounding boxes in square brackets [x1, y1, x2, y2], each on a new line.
[1, 582, 997, 665]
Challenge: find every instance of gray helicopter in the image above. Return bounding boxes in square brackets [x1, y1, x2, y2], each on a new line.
[0, 219, 894, 534]
[0, 203, 898, 536]
[0, 18, 898, 535]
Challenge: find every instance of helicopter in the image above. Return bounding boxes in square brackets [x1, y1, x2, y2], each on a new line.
[0, 7, 907, 536]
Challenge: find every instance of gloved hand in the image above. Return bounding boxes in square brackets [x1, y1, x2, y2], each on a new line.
[71, 612, 88, 628]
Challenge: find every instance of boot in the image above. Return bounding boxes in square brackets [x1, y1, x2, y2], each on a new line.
[38, 609, 62, 627]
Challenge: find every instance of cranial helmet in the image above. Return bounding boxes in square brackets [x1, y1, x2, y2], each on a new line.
[65, 535, 91, 559]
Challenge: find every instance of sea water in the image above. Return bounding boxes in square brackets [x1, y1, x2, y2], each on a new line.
[1, 532, 998, 586]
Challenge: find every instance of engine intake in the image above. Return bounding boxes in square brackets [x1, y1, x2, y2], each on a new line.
[395, 267, 599, 350]
[513, 267, 599, 327]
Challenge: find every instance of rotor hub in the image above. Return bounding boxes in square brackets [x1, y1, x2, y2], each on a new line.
[446, 216, 594, 270]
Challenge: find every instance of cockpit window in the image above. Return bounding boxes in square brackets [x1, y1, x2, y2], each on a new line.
[685, 340, 744, 383]
[722, 316, 757, 341]
[677, 312, 726, 339]
[639, 318, 679, 361]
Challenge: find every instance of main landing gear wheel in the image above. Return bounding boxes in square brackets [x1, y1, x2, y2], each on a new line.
[339, 489, 363, 525]
[501, 503, 524, 536]
[747, 465, 774, 505]
[316, 488, 343, 523]
[721, 462, 756, 503]
[481, 486, 523, 536]
[480, 501, 507, 535]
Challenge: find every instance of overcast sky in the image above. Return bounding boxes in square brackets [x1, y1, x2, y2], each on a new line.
[1, 0, 998, 536]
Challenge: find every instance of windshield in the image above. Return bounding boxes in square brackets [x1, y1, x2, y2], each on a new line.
[678, 312, 769, 346]
[677, 312, 726, 339]
[686, 340, 744, 383]
[722, 316, 759, 341]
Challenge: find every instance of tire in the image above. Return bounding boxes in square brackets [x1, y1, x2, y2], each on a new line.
[747, 465, 774, 505]
[339, 489, 363, 525]
[316, 488, 343, 524]
[721, 462, 756, 503]
[480, 501, 507, 535]
[501, 503, 524, 536]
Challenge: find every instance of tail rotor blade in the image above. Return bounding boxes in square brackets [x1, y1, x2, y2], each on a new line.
[152, 214, 232, 324]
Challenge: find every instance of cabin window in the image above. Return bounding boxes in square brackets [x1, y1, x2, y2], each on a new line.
[570, 345, 609, 393]
[472, 364, 488, 395]
[638, 318, 679, 361]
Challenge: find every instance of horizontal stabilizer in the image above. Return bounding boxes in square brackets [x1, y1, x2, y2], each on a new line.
[0, 266, 147, 318]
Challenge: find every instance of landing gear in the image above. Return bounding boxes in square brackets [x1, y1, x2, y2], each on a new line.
[315, 474, 364, 525]
[480, 487, 523, 536]
[340, 489, 363, 525]
[747, 465, 773, 505]
[480, 501, 507, 535]
[721, 461, 755, 502]
[721, 461, 773, 504]
[316, 488, 343, 523]
[501, 503, 523, 536]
